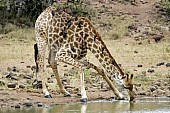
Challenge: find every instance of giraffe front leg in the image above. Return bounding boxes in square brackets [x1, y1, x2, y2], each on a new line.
[86, 62, 125, 100]
[48, 50, 71, 97]
[80, 66, 87, 102]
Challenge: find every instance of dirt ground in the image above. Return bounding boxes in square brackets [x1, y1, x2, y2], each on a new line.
[0, 0, 170, 108]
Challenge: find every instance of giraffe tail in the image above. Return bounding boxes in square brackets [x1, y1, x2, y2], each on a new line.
[34, 43, 39, 72]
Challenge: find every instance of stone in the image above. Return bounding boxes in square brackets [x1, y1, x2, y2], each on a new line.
[11, 66, 20, 72]
[34, 102, 43, 107]
[24, 75, 33, 79]
[19, 84, 26, 89]
[147, 69, 155, 73]
[166, 63, 170, 67]
[0, 81, 5, 86]
[150, 86, 157, 92]
[7, 82, 18, 88]
[23, 102, 33, 107]
[156, 62, 164, 66]
[15, 104, 21, 108]
[137, 65, 142, 67]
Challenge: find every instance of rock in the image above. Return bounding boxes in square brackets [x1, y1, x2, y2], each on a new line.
[15, 104, 21, 108]
[24, 75, 33, 79]
[11, 76, 18, 80]
[134, 51, 138, 53]
[7, 82, 18, 88]
[5, 72, 16, 78]
[7, 66, 20, 72]
[23, 102, 33, 107]
[140, 0, 148, 4]
[156, 62, 164, 66]
[34, 102, 43, 107]
[142, 71, 146, 76]
[138, 91, 146, 95]
[0, 81, 5, 86]
[26, 65, 31, 68]
[137, 65, 142, 67]
[147, 69, 155, 73]
[150, 86, 157, 92]
[166, 63, 170, 67]
[63, 65, 67, 67]
[32, 80, 42, 89]
[157, 89, 165, 95]
[19, 84, 26, 89]
[151, 34, 164, 43]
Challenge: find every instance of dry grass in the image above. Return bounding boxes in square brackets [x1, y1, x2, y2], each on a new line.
[0, 27, 35, 71]
[0, 16, 170, 90]
[92, 15, 133, 40]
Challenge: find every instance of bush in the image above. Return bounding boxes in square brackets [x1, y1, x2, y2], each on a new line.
[162, 1, 170, 16]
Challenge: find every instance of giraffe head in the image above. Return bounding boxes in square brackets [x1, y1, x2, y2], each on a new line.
[122, 74, 135, 101]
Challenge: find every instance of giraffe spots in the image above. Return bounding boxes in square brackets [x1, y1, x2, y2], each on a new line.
[69, 35, 74, 42]
[53, 34, 59, 40]
[48, 38, 53, 44]
[100, 53, 104, 58]
[48, 34, 53, 37]
[91, 49, 96, 54]
[80, 32, 83, 38]
[68, 30, 73, 36]
[59, 38, 63, 43]
[87, 43, 92, 48]
[65, 44, 69, 48]
[87, 38, 93, 43]
[84, 28, 89, 33]
[75, 34, 79, 39]
[60, 23, 65, 28]
[49, 26, 53, 33]
[99, 58, 103, 63]
[104, 57, 109, 62]
[102, 64, 106, 68]
[95, 54, 99, 58]
[71, 54, 78, 59]
[71, 45, 76, 52]
[76, 29, 82, 33]
[84, 34, 89, 40]
[70, 25, 76, 31]
[54, 27, 59, 33]
[52, 44, 57, 49]
[93, 44, 98, 49]
[74, 42, 78, 48]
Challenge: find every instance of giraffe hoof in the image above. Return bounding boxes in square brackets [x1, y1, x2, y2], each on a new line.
[80, 98, 87, 103]
[64, 93, 71, 97]
[45, 94, 52, 98]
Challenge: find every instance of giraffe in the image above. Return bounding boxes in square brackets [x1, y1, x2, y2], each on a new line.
[34, 6, 135, 102]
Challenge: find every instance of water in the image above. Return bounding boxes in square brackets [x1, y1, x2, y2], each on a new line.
[0, 97, 170, 113]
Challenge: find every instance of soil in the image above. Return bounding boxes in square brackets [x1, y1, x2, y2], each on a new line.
[0, 0, 170, 108]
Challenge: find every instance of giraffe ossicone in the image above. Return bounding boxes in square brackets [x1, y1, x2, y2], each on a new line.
[34, 6, 135, 102]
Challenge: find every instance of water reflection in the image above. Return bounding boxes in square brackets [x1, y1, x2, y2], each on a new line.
[0, 98, 170, 113]
[49, 98, 170, 113]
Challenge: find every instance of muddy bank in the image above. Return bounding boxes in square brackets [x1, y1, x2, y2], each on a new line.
[0, 64, 169, 108]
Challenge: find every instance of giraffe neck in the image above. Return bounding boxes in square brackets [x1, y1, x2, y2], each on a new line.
[84, 19, 125, 79]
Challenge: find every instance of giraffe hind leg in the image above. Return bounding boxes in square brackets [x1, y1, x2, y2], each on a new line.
[33, 43, 43, 89]
[56, 50, 87, 102]
[35, 38, 52, 98]
[48, 50, 71, 97]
